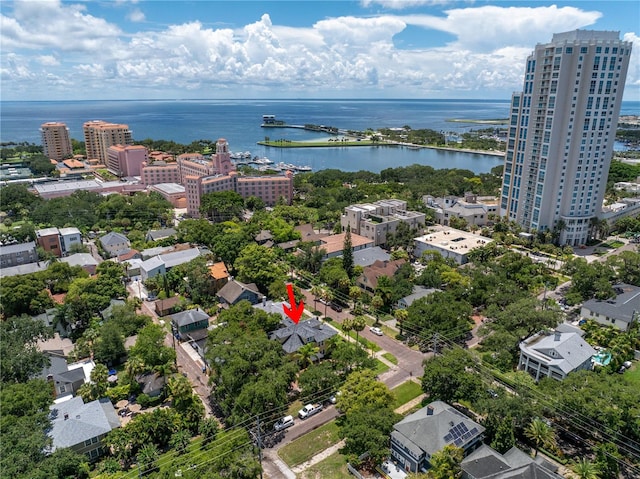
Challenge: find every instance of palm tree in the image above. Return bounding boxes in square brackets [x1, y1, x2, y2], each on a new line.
[310, 285, 323, 312]
[525, 418, 557, 457]
[395, 308, 409, 336]
[342, 317, 354, 342]
[321, 287, 334, 318]
[125, 356, 145, 379]
[349, 286, 361, 309]
[295, 343, 320, 368]
[371, 294, 384, 325]
[570, 458, 600, 479]
[137, 443, 160, 476]
[352, 315, 367, 347]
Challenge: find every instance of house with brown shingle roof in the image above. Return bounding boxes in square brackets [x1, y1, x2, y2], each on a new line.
[356, 258, 406, 294]
[217, 279, 262, 306]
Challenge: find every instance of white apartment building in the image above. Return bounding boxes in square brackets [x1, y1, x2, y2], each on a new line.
[500, 30, 632, 246]
[340, 199, 426, 247]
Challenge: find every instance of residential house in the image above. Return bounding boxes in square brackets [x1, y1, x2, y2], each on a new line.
[0, 260, 48, 278]
[208, 261, 230, 293]
[390, 401, 485, 474]
[170, 308, 210, 336]
[99, 299, 126, 321]
[413, 226, 493, 265]
[155, 296, 182, 317]
[341, 199, 426, 247]
[61, 253, 100, 275]
[519, 325, 596, 381]
[48, 397, 120, 461]
[58, 227, 83, 255]
[145, 228, 177, 242]
[136, 372, 166, 398]
[255, 230, 274, 247]
[99, 232, 130, 258]
[356, 258, 406, 294]
[36, 227, 63, 257]
[581, 284, 640, 332]
[37, 333, 75, 358]
[268, 315, 338, 358]
[397, 286, 438, 309]
[461, 444, 563, 479]
[318, 232, 374, 261]
[40, 356, 95, 399]
[0, 241, 38, 267]
[217, 279, 262, 306]
[140, 255, 166, 281]
[352, 246, 391, 268]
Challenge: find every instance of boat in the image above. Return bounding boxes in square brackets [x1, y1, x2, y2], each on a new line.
[251, 156, 273, 165]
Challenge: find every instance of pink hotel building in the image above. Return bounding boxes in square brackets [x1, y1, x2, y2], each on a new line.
[141, 138, 294, 217]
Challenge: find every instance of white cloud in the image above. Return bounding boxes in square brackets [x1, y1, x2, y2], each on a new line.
[127, 8, 145, 22]
[0, 2, 637, 100]
[37, 55, 59, 66]
[361, 0, 455, 9]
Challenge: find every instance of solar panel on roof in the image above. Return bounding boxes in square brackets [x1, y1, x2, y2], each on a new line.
[443, 434, 452, 442]
[454, 438, 463, 446]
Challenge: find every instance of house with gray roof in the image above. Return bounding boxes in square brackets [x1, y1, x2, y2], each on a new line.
[61, 253, 100, 275]
[40, 356, 95, 399]
[581, 283, 640, 332]
[390, 401, 485, 474]
[170, 308, 209, 335]
[48, 396, 119, 461]
[352, 246, 391, 267]
[519, 326, 596, 381]
[397, 286, 439, 309]
[140, 255, 166, 281]
[217, 279, 262, 306]
[145, 228, 177, 242]
[0, 240, 38, 267]
[99, 232, 130, 257]
[58, 227, 82, 255]
[269, 316, 338, 358]
[461, 445, 563, 479]
[0, 260, 49, 278]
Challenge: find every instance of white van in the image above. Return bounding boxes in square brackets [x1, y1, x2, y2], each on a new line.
[274, 415, 294, 431]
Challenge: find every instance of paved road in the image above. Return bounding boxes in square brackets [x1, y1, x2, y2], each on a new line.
[134, 291, 212, 416]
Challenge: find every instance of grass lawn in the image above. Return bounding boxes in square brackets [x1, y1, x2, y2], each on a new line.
[391, 381, 423, 410]
[287, 399, 303, 418]
[298, 451, 351, 479]
[624, 365, 640, 387]
[372, 359, 390, 376]
[382, 352, 398, 365]
[278, 420, 341, 467]
[344, 331, 381, 352]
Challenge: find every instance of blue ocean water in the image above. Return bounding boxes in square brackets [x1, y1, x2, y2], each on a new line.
[2, 99, 638, 174]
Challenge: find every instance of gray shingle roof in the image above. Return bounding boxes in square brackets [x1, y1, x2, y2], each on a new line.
[100, 232, 129, 247]
[146, 228, 177, 241]
[0, 240, 36, 255]
[582, 283, 640, 325]
[217, 280, 261, 304]
[519, 330, 596, 374]
[170, 308, 209, 327]
[392, 401, 485, 457]
[269, 317, 338, 354]
[461, 445, 564, 479]
[48, 397, 119, 450]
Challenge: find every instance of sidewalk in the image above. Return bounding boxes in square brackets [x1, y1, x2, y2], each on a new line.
[291, 439, 346, 474]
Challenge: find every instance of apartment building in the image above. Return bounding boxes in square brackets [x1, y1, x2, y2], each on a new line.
[140, 161, 181, 185]
[340, 199, 426, 247]
[41, 122, 73, 160]
[0, 241, 38, 267]
[106, 144, 148, 177]
[500, 30, 632, 245]
[83, 120, 133, 163]
[35, 227, 82, 257]
[423, 193, 498, 228]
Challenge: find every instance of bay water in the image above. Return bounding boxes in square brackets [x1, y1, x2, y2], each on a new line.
[2, 99, 637, 174]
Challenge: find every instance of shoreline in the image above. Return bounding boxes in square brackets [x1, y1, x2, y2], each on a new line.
[257, 138, 505, 158]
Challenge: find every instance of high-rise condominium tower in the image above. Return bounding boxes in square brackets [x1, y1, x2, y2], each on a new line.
[83, 120, 133, 164]
[500, 30, 632, 246]
[40, 122, 73, 161]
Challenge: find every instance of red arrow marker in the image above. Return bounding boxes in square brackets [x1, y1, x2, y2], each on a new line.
[283, 283, 304, 324]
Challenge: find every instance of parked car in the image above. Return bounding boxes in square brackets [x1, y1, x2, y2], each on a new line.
[274, 415, 295, 431]
[370, 326, 383, 336]
[298, 403, 323, 419]
[330, 302, 343, 312]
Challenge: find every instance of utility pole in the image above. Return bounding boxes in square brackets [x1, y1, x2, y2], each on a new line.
[432, 332, 439, 355]
[256, 415, 264, 479]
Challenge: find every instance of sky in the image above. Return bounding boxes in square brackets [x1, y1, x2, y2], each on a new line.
[1, 0, 639, 102]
